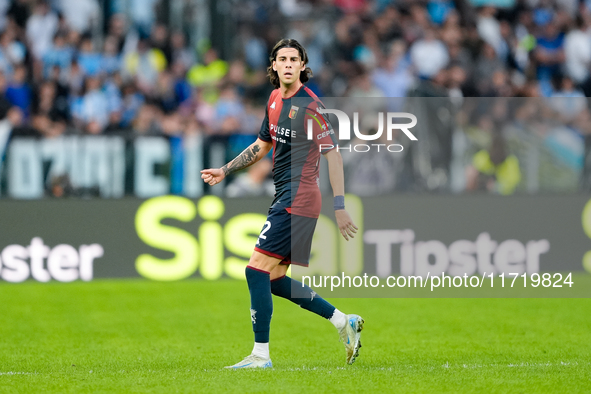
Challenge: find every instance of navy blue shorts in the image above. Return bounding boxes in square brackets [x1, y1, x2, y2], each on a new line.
[254, 207, 317, 267]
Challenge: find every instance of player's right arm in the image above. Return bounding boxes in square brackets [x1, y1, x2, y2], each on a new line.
[200, 138, 272, 186]
[202, 97, 274, 186]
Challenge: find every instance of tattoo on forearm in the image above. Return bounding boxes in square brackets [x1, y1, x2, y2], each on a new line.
[222, 144, 262, 176]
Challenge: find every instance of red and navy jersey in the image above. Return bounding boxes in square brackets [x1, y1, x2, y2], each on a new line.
[258, 85, 338, 218]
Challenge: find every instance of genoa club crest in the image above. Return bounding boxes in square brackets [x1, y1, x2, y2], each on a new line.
[289, 105, 299, 119]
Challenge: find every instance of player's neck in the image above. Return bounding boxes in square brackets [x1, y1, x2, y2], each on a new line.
[280, 80, 303, 99]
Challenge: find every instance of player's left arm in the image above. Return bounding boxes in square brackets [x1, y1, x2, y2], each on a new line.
[324, 149, 358, 241]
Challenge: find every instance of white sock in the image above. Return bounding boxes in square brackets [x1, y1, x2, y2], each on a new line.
[329, 309, 347, 330]
[252, 342, 270, 359]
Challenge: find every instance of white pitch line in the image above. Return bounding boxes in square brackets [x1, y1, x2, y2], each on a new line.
[0, 372, 37, 376]
[275, 361, 589, 372]
[445, 361, 583, 369]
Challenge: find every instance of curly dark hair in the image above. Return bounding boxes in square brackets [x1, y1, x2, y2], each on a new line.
[266, 38, 313, 89]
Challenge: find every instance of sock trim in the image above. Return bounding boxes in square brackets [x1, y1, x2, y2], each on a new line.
[252, 342, 270, 359]
[246, 266, 270, 274]
[270, 275, 286, 282]
[329, 309, 347, 329]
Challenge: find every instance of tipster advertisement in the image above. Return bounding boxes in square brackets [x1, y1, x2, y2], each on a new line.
[0, 195, 589, 296]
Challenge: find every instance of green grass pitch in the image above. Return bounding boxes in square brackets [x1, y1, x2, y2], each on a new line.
[0, 279, 590, 393]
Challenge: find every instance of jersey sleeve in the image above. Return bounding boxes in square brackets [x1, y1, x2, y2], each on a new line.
[258, 106, 271, 142]
[305, 102, 338, 154]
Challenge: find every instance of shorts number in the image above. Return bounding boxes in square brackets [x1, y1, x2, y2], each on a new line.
[257, 221, 272, 245]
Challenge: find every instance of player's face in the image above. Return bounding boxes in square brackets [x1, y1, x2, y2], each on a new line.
[273, 47, 305, 87]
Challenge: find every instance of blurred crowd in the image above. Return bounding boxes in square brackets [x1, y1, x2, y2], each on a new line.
[0, 0, 289, 143]
[0, 0, 589, 196]
[279, 0, 591, 99]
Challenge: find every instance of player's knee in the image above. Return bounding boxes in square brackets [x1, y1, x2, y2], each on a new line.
[248, 251, 280, 273]
[248, 253, 262, 267]
[269, 264, 288, 281]
[247, 253, 267, 271]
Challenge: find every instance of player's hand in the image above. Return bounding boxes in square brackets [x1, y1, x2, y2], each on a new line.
[335, 210, 358, 241]
[200, 168, 226, 186]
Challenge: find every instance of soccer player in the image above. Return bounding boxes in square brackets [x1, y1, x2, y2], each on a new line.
[201, 38, 364, 369]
